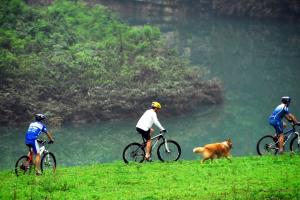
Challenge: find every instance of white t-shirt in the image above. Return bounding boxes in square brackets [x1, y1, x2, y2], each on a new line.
[136, 109, 165, 131]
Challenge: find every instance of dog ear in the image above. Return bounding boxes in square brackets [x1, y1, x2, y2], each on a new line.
[227, 138, 232, 142]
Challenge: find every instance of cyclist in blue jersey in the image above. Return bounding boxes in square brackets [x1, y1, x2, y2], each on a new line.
[269, 96, 299, 153]
[25, 114, 54, 175]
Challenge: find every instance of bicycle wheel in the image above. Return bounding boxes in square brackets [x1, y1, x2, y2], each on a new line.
[290, 136, 300, 154]
[15, 155, 32, 176]
[256, 135, 279, 155]
[123, 143, 145, 164]
[157, 140, 181, 162]
[41, 152, 56, 175]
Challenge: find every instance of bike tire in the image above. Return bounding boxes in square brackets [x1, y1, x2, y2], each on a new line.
[256, 135, 279, 155]
[122, 143, 145, 164]
[15, 155, 32, 176]
[41, 152, 56, 174]
[157, 140, 181, 162]
[290, 136, 300, 154]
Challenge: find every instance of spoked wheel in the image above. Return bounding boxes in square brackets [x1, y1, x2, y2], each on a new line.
[41, 152, 56, 175]
[257, 135, 279, 155]
[157, 140, 181, 162]
[123, 143, 145, 164]
[15, 155, 32, 176]
[290, 136, 300, 154]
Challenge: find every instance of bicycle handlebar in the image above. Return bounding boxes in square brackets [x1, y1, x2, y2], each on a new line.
[160, 130, 168, 134]
[292, 122, 300, 129]
[37, 139, 54, 144]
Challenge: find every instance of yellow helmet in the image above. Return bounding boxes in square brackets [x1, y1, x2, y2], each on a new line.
[151, 101, 161, 109]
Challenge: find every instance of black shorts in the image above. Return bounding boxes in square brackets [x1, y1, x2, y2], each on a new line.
[136, 127, 151, 141]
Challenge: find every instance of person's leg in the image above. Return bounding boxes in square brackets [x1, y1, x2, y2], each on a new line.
[275, 121, 284, 153]
[136, 128, 152, 160]
[35, 153, 41, 168]
[28, 149, 34, 166]
[25, 145, 34, 166]
[145, 139, 151, 159]
[145, 129, 154, 159]
[33, 140, 42, 174]
[278, 133, 284, 153]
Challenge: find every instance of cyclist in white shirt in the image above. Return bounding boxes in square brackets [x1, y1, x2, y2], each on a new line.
[136, 101, 166, 161]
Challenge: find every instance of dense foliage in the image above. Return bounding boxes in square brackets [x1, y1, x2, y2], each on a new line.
[0, 0, 222, 125]
[1, 155, 300, 199]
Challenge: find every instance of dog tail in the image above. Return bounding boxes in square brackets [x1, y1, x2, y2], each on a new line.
[193, 147, 204, 154]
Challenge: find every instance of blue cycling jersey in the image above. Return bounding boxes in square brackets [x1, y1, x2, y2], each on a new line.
[269, 103, 289, 123]
[25, 121, 48, 143]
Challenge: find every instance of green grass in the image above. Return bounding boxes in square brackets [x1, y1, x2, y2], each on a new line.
[1, 155, 300, 200]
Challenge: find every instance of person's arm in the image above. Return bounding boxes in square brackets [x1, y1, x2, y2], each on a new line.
[152, 112, 165, 131]
[42, 125, 54, 142]
[46, 131, 54, 142]
[285, 113, 299, 124]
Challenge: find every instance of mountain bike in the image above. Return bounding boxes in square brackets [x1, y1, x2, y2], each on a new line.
[122, 131, 181, 163]
[15, 139, 56, 176]
[256, 123, 300, 155]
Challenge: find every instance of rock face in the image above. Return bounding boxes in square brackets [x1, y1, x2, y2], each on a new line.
[26, 0, 300, 20]
[85, 0, 300, 20]
[0, 77, 223, 126]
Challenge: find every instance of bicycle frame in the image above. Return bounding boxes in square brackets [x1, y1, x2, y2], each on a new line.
[39, 145, 47, 156]
[15, 140, 56, 176]
[268, 125, 300, 151]
[142, 132, 170, 153]
[123, 131, 181, 163]
[28, 141, 49, 161]
[282, 126, 299, 146]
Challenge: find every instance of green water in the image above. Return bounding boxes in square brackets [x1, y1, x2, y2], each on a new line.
[1, 9, 300, 169]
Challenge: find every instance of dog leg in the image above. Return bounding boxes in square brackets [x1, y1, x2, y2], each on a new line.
[201, 157, 209, 164]
[225, 156, 232, 162]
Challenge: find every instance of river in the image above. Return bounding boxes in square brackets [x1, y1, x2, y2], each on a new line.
[1, 3, 300, 169]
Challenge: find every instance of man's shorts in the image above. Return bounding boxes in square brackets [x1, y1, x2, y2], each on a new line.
[25, 140, 40, 154]
[136, 127, 151, 141]
[269, 120, 284, 135]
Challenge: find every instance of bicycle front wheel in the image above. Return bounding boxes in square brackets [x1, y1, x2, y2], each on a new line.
[122, 143, 145, 164]
[41, 152, 56, 175]
[157, 140, 181, 162]
[256, 135, 278, 155]
[15, 155, 32, 176]
[290, 136, 300, 154]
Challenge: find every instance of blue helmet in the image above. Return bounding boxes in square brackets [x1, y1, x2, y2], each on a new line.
[35, 114, 46, 122]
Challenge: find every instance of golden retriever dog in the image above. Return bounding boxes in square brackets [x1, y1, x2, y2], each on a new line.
[193, 139, 233, 163]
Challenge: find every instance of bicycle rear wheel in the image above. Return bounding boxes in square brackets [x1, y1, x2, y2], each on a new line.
[41, 152, 56, 175]
[290, 136, 300, 154]
[157, 140, 181, 162]
[256, 135, 279, 155]
[15, 155, 32, 176]
[122, 143, 145, 164]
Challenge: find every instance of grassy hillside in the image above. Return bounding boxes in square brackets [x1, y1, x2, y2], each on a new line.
[1, 155, 300, 199]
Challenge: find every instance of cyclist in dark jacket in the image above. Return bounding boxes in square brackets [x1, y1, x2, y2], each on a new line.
[269, 96, 299, 153]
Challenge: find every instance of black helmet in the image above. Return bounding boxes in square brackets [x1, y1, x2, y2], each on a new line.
[281, 96, 291, 104]
[35, 114, 46, 122]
